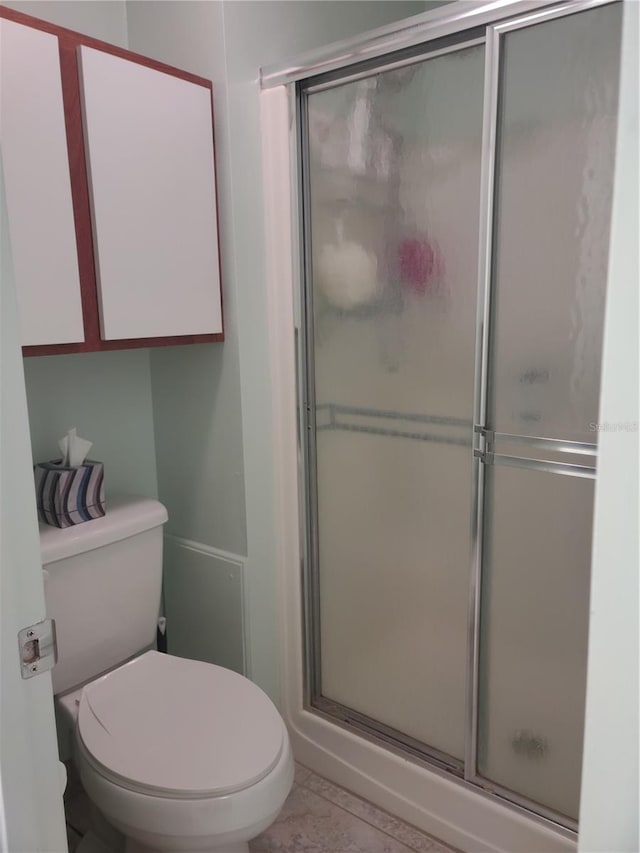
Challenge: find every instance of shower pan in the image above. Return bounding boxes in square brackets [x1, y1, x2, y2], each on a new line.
[267, 0, 623, 838]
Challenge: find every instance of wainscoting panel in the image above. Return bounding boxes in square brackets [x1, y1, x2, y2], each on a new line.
[163, 535, 246, 674]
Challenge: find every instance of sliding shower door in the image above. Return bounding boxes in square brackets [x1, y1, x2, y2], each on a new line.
[303, 41, 485, 764]
[475, 2, 622, 822]
[298, 0, 622, 830]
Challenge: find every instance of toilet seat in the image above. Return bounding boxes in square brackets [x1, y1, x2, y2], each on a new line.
[76, 651, 284, 799]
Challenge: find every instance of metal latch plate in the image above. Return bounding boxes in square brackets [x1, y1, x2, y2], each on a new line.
[18, 618, 57, 679]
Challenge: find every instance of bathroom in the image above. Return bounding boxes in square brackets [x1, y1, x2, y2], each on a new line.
[0, 0, 637, 852]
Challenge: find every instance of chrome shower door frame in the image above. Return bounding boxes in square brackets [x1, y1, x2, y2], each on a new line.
[281, 0, 620, 837]
[296, 26, 485, 779]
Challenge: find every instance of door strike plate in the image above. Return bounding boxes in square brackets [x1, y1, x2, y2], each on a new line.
[18, 618, 57, 679]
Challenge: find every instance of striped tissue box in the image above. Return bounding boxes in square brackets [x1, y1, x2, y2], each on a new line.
[34, 460, 105, 528]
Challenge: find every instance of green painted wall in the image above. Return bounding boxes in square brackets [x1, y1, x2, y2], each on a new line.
[2, 0, 128, 45]
[23, 350, 158, 500]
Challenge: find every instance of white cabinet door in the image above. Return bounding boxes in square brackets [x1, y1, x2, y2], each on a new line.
[0, 19, 84, 347]
[78, 46, 223, 341]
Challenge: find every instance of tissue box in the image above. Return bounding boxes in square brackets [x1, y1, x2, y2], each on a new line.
[34, 460, 105, 528]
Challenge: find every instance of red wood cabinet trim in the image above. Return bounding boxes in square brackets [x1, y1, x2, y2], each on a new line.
[22, 332, 225, 359]
[0, 4, 225, 356]
[58, 38, 101, 350]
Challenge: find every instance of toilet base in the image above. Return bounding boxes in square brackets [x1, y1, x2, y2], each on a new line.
[77, 802, 252, 853]
[74, 715, 293, 853]
[125, 842, 249, 853]
[77, 830, 123, 853]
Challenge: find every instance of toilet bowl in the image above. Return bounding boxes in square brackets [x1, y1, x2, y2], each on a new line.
[59, 651, 294, 853]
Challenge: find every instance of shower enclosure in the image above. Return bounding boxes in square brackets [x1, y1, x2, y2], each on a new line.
[292, 0, 622, 834]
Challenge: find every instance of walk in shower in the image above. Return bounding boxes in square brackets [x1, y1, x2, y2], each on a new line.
[293, 0, 622, 833]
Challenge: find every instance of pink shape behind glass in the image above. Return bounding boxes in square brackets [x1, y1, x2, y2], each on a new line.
[398, 238, 443, 294]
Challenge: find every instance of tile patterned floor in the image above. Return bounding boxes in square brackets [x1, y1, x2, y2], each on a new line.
[64, 762, 458, 853]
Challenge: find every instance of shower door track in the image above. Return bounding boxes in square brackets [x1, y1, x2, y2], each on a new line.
[287, 0, 619, 839]
[313, 696, 464, 777]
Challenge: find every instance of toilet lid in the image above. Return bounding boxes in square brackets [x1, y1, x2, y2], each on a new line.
[77, 651, 284, 798]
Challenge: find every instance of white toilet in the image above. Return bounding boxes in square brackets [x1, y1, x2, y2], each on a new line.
[41, 495, 293, 853]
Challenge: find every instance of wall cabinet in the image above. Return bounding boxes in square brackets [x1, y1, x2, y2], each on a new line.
[0, 6, 224, 355]
[0, 18, 84, 347]
[79, 47, 222, 341]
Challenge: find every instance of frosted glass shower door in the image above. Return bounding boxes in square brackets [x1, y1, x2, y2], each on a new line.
[476, 2, 621, 822]
[304, 42, 484, 762]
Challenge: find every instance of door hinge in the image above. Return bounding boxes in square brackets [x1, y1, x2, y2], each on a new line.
[18, 618, 57, 680]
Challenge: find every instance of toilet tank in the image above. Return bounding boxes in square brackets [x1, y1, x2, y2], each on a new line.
[41, 496, 168, 695]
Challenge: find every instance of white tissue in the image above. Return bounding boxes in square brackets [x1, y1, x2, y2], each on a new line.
[58, 428, 92, 468]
